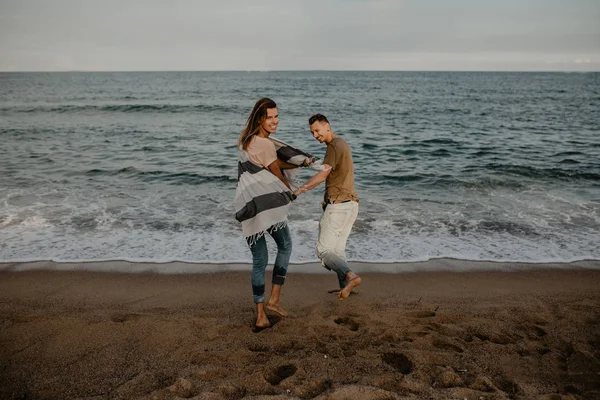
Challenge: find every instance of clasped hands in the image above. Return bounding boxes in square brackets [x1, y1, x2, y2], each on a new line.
[293, 157, 313, 196]
[301, 157, 313, 167]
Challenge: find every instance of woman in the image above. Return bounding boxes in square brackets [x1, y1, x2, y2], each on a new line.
[234, 98, 300, 330]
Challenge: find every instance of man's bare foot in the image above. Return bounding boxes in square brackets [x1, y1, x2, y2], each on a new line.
[338, 273, 361, 301]
[266, 302, 288, 317]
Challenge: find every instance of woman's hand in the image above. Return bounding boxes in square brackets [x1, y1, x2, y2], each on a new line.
[301, 157, 313, 167]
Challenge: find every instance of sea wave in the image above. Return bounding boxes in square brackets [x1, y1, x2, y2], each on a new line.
[484, 164, 600, 181]
[0, 103, 242, 114]
[369, 174, 528, 189]
[1, 257, 599, 271]
[83, 167, 236, 185]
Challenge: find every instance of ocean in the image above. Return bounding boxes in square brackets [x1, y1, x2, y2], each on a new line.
[1, 71, 599, 268]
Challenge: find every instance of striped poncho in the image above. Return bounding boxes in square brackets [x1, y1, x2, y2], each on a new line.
[234, 138, 321, 245]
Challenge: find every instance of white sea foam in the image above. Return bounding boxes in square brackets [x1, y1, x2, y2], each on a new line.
[0, 214, 17, 228]
[20, 216, 51, 228]
[1, 220, 599, 269]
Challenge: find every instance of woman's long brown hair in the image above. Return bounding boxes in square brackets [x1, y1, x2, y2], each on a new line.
[238, 97, 277, 150]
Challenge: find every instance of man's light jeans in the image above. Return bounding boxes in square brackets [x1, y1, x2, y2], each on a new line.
[317, 200, 359, 289]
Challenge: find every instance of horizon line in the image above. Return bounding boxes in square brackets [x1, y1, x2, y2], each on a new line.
[1, 69, 598, 73]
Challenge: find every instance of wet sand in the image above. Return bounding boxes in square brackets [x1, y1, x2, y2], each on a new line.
[1, 261, 599, 399]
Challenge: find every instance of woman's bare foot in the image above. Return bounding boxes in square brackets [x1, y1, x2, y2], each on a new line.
[266, 284, 287, 317]
[254, 313, 271, 331]
[338, 273, 361, 301]
[266, 302, 288, 317]
[254, 304, 271, 331]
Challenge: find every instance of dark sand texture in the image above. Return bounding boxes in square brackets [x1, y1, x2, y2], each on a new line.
[1, 263, 599, 399]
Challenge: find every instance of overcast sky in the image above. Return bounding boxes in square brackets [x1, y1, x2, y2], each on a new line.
[1, 0, 599, 71]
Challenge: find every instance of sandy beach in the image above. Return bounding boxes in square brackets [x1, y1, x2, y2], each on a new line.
[1, 261, 599, 400]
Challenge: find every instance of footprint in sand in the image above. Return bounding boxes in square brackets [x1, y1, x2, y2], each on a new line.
[110, 313, 141, 323]
[296, 379, 331, 398]
[406, 310, 436, 318]
[537, 345, 551, 355]
[341, 343, 357, 357]
[334, 317, 359, 331]
[467, 331, 512, 345]
[407, 323, 443, 339]
[264, 364, 297, 385]
[381, 352, 413, 374]
[10, 314, 44, 323]
[409, 331, 431, 339]
[533, 325, 547, 337]
[248, 343, 269, 352]
[432, 338, 464, 353]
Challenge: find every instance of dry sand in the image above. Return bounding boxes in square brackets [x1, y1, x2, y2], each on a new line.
[1, 261, 599, 400]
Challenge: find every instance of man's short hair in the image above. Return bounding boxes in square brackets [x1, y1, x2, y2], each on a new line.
[309, 114, 329, 125]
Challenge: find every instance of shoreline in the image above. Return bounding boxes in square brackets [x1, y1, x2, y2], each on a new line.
[1, 258, 599, 274]
[2, 267, 600, 399]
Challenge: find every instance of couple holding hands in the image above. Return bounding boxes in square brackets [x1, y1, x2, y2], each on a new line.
[234, 98, 361, 330]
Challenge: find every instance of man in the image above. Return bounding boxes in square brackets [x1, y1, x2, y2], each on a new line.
[294, 114, 361, 300]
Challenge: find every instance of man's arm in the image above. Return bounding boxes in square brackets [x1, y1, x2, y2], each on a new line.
[293, 164, 331, 196]
[277, 157, 313, 170]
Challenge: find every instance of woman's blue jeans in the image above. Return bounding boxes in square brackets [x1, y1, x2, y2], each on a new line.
[249, 223, 292, 303]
